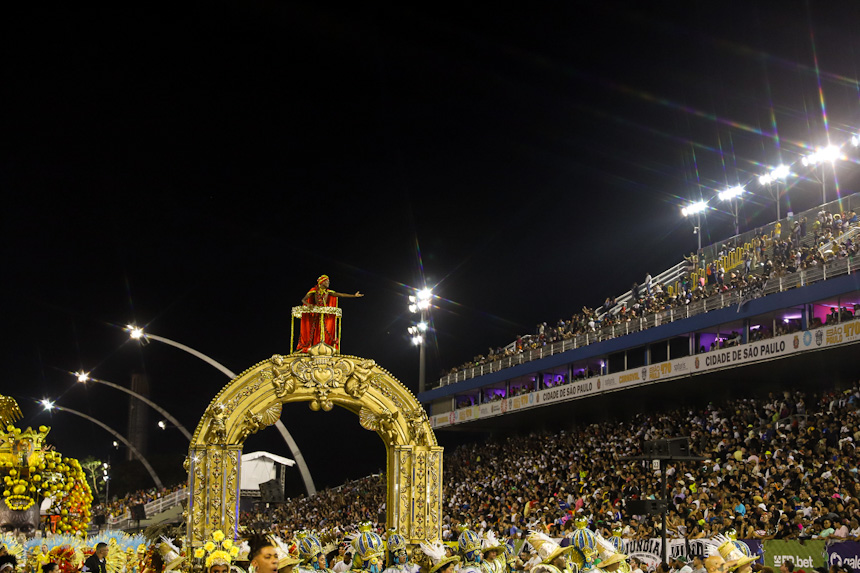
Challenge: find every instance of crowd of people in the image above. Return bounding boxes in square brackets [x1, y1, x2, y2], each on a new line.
[440, 208, 860, 382]
[242, 380, 860, 549]
[91, 483, 186, 522]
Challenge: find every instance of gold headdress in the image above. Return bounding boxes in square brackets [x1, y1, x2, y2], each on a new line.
[527, 531, 579, 568]
[269, 535, 300, 569]
[157, 537, 186, 572]
[712, 534, 756, 570]
[0, 394, 92, 534]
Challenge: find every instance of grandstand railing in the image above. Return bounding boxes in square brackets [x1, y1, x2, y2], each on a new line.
[106, 487, 188, 527]
[436, 255, 858, 388]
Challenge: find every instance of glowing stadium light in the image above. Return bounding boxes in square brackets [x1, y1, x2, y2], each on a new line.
[852, 135, 860, 148]
[158, 420, 167, 430]
[408, 295, 416, 303]
[416, 299, 431, 310]
[417, 321, 428, 332]
[417, 288, 432, 301]
[681, 201, 707, 217]
[772, 164, 791, 179]
[411, 335, 423, 345]
[112, 441, 119, 448]
[75, 371, 90, 383]
[408, 304, 417, 313]
[803, 145, 842, 166]
[41, 399, 54, 411]
[126, 324, 145, 340]
[718, 186, 745, 202]
[760, 164, 791, 186]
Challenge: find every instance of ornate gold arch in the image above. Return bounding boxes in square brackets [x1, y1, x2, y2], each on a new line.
[186, 343, 442, 545]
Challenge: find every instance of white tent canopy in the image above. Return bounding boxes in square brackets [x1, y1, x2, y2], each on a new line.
[240, 451, 295, 491]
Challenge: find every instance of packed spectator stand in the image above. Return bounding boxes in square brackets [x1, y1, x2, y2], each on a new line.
[244, 380, 860, 548]
[438, 195, 860, 388]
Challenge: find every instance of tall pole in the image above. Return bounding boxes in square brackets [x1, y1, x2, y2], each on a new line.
[82, 376, 191, 440]
[44, 404, 164, 489]
[137, 330, 317, 495]
[697, 212, 702, 252]
[418, 308, 427, 394]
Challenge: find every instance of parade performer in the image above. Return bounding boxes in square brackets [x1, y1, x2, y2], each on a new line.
[418, 542, 459, 573]
[457, 527, 487, 573]
[0, 395, 92, 538]
[349, 524, 385, 573]
[270, 535, 302, 573]
[589, 529, 628, 573]
[607, 528, 624, 553]
[502, 540, 524, 573]
[480, 532, 505, 573]
[297, 275, 363, 352]
[567, 519, 598, 572]
[296, 533, 334, 573]
[526, 531, 581, 573]
[381, 532, 414, 573]
[713, 535, 756, 573]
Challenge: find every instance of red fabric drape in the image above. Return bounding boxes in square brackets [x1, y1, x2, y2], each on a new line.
[297, 287, 339, 352]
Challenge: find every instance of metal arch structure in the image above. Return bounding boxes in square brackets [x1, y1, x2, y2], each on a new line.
[185, 342, 441, 546]
[48, 405, 164, 489]
[142, 332, 317, 495]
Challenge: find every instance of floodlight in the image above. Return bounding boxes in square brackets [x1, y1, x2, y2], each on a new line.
[127, 325, 145, 340]
[417, 288, 432, 301]
[771, 164, 790, 179]
[408, 295, 416, 303]
[681, 201, 707, 217]
[416, 299, 431, 310]
[819, 145, 841, 163]
[75, 371, 90, 383]
[417, 322, 428, 331]
[411, 335, 423, 345]
[158, 420, 167, 430]
[408, 304, 417, 313]
[852, 135, 860, 148]
[41, 399, 54, 411]
[758, 173, 773, 186]
[718, 186, 744, 202]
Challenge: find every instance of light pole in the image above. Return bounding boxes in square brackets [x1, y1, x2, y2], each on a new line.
[718, 185, 745, 236]
[802, 145, 841, 204]
[407, 288, 432, 393]
[681, 201, 707, 252]
[127, 325, 317, 496]
[758, 164, 791, 221]
[40, 399, 164, 489]
[74, 371, 192, 440]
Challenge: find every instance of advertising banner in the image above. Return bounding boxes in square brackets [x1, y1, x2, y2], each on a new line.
[431, 318, 860, 428]
[763, 540, 826, 569]
[826, 541, 860, 570]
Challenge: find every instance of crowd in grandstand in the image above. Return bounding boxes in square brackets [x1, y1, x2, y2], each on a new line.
[91, 483, 185, 521]
[241, 381, 860, 549]
[440, 208, 859, 379]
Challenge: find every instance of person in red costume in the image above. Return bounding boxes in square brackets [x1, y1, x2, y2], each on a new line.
[297, 275, 363, 352]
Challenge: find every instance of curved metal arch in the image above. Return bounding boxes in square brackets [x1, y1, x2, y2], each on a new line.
[186, 345, 441, 547]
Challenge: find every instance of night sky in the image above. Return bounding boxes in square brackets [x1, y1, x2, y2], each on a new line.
[3, 2, 860, 495]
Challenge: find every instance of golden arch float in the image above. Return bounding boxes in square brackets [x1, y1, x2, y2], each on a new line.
[186, 330, 442, 547]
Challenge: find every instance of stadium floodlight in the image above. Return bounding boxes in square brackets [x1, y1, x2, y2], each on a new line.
[759, 165, 791, 186]
[416, 299, 431, 310]
[408, 304, 417, 313]
[802, 145, 842, 166]
[681, 201, 707, 217]
[41, 399, 54, 411]
[417, 321, 428, 332]
[718, 185, 744, 202]
[411, 335, 423, 345]
[158, 420, 167, 430]
[417, 288, 432, 301]
[852, 135, 860, 148]
[126, 324, 145, 340]
[75, 371, 90, 383]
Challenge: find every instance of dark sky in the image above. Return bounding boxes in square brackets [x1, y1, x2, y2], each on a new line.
[3, 2, 860, 494]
